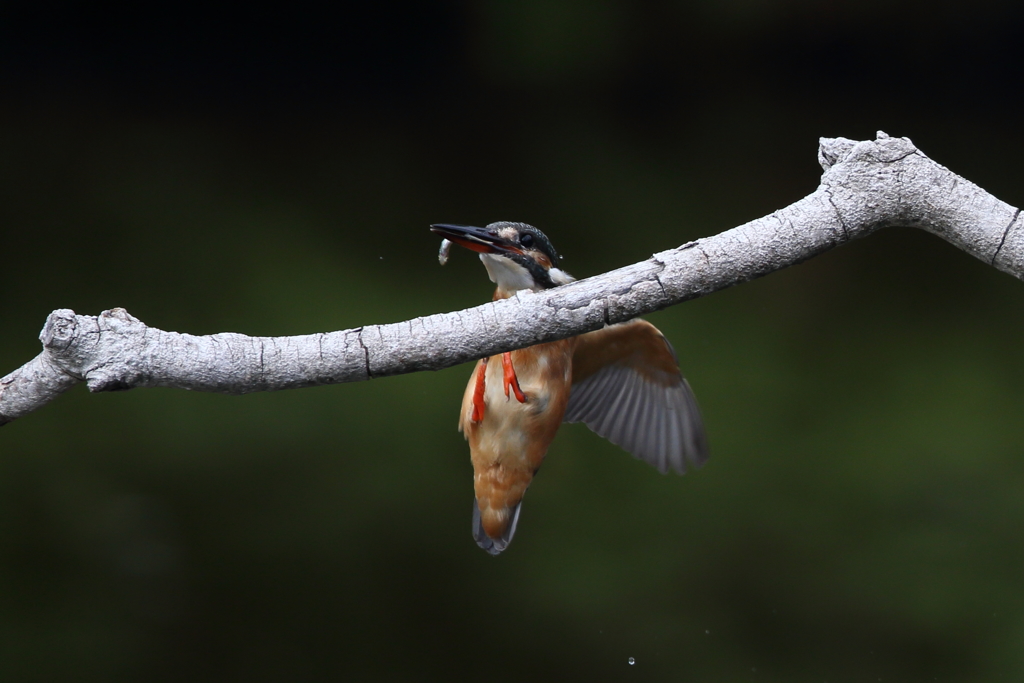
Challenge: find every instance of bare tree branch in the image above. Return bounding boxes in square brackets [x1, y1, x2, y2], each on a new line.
[2, 132, 1021, 426]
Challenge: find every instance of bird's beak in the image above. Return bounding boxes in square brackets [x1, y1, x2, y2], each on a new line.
[430, 224, 523, 256]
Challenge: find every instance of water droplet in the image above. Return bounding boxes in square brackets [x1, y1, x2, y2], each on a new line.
[627, 657, 635, 665]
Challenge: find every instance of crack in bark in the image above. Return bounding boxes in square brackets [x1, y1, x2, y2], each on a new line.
[770, 212, 785, 236]
[993, 208, 1021, 265]
[824, 187, 851, 242]
[258, 339, 266, 386]
[355, 327, 371, 379]
[883, 148, 919, 165]
[654, 274, 668, 300]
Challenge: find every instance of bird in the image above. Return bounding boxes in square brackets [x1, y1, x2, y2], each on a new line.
[430, 221, 708, 555]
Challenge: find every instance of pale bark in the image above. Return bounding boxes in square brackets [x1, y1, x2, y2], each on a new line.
[2, 132, 1021, 425]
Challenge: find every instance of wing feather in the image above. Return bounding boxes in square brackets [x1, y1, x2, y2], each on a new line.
[565, 320, 709, 474]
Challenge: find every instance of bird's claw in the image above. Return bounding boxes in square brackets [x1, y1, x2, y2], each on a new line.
[502, 352, 527, 403]
[472, 358, 487, 422]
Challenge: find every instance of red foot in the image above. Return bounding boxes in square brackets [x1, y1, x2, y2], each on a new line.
[471, 358, 487, 423]
[502, 352, 527, 403]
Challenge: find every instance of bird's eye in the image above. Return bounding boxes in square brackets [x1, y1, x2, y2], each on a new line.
[520, 233, 535, 248]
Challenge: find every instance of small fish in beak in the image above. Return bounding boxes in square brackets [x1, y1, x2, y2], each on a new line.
[438, 238, 452, 266]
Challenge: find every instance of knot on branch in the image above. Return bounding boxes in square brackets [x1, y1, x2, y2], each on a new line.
[818, 131, 918, 172]
[86, 308, 149, 392]
[818, 137, 857, 171]
[37, 308, 149, 389]
[99, 307, 142, 330]
[40, 309, 79, 351]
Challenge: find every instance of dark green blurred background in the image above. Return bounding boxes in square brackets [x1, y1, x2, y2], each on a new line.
[4, 2, 1024, 681]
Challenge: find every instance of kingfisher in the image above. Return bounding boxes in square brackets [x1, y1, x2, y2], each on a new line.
[430, 221, 708, 555]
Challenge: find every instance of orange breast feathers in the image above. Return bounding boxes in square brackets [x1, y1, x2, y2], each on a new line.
[458, 338, 576, 540]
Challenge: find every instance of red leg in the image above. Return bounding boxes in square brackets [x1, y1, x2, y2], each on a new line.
[502, 352, 527, 403]
[471, 358, 487, 422]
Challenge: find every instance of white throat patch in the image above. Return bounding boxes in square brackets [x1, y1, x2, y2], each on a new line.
[480, 253, 535, 292]
[548, 267, 574, 285]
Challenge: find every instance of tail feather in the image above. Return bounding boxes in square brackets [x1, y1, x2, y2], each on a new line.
[472, 498, 523, 555]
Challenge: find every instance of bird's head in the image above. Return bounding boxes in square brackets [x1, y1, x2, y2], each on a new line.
[430, 221, 574, 294]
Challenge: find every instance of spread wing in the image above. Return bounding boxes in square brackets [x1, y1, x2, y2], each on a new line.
[564, 319, 708, 474]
